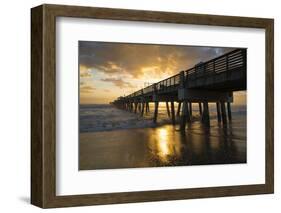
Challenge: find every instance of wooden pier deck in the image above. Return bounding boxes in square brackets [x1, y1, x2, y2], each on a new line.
[112, 48, 246, 129]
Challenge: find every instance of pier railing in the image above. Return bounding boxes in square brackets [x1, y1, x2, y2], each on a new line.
[186, 49, 246, 80]
[122, 48, 246, 100]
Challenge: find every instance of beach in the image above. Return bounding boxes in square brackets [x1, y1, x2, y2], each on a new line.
[79, 104, 246, 170]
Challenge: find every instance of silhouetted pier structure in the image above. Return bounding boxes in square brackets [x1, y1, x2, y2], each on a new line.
[112, 49, 246, 129]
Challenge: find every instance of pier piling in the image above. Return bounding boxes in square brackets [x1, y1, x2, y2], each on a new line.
[189, 102, 193, 117]
[199, 102, 202, 115]
[177, 102, 182, 116]
[141, 102, 145, 116]
[134, 102, 138, 113]
[227, 102, 232, 121]
[202, 102, 210, 127]
[166, 102, 171, 117]
[220, 101, 227, 126]
[171, 101, 176, 125]
[138, 102, 141, 112]
[216, 102, 222, 122]
[186, 101, 191, 123]
[153, 102, 159, 123]
[180, 101, 188, 130]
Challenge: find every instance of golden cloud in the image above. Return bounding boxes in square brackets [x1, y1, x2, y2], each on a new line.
[80, 85, 96, 94]
[101, 78, 135, 89]
[80, 65, 93, 78]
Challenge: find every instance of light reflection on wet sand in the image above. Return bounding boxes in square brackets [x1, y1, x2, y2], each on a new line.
[79, 117, 246, 170]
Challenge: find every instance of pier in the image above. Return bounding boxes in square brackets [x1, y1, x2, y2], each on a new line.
[112, 49, 246, 129]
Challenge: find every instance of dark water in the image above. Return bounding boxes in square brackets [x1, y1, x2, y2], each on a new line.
[79, 104, 246, 170]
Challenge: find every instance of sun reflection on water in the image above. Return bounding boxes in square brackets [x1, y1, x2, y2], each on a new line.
[148, 126, 183, 164]
[157, 128, 170, 158]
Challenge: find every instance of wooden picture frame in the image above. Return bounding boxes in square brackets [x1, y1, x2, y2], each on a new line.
[31, 4, 274, 208]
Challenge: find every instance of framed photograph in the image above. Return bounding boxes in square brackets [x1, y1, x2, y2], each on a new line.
[31, 4, 274, 208]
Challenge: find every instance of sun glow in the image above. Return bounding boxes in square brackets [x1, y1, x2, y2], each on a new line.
[157, 128, 170, 157]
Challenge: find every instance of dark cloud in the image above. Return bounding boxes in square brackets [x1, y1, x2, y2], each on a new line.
[79, 41, 234, 79]
[101, 78, 135, 89]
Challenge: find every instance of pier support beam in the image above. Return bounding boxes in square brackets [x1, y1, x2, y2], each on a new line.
[186, 102, 191, 123]
[202, 101, 210, 127]
[180, 101, 188, 130]
[152, 83, 158, 123]
[199, 102, 202, 115]
[177, 102, 182, 116]
[134, 102, 138, 113]
[138, 102, 141, 113]
[227, 102, 232, 121]
[153, 102, 159, 123]
[166, 102, 170, 117]
[145, 102, 149, 113]
[216, 102, 222, 122]
[141, 102, 145, 116]
[189, 102, 192, 117]
[220, 101, 227, 126]
[171, 101, 176, 125]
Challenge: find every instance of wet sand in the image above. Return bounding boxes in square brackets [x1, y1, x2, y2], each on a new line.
[79, 117, 246, 170]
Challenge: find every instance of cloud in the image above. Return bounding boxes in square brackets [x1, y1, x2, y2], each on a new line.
[80, 65, 93, 78]
[79, 41, 234, 79]
[80, 85, 96, 94]
[101, 78, 135, 89]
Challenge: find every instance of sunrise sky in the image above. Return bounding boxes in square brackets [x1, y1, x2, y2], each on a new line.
[79, 41, 246, 105]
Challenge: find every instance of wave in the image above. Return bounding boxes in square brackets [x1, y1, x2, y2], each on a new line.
[80, 104, 246, 133]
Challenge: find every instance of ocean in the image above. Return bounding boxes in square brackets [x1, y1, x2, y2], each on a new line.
[79, 103, 246, 170]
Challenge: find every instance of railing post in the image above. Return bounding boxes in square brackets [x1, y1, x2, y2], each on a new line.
[170, 78, 171, 88]
[179, 71, 185, 88]
[243, 49, 247, 80]
[226, 54, 229, 72]
[226, 54, 229, 79]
